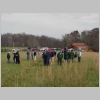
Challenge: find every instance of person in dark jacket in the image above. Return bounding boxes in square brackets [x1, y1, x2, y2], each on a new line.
[54, 50, 56, 56]
[13, 52, 16, 63]
[34, 50, 37, 61]
[7, 52, 10, 63]
[70, 50, 75, 63]
[67, 50, 71, 62]
[57, 50, 63, 65]
[64, 49, 68, 63]
[45, 49, 51, 66]
[74, 51, 78, 62]
[26, 50, 30, 60]
[15, 51, 20, 64]
[42, 50, 47, 66]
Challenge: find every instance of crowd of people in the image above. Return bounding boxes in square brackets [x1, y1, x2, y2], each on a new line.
[26, 50, 39, 61]
[7, 51, 20, 64]
[57, 48, 82, 66]
[6, 48, 82, 66]
[41, 48, 82, 66]
[42, 49, 56, 66]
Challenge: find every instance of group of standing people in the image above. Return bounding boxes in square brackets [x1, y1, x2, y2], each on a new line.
[13, 51, 20, 64]
[26, 50, 37, 61]
[6, 48, 82, 66]
[57, 48, 82, 66]
[7, 51, 20, 64]
[42, 49, 56, 66]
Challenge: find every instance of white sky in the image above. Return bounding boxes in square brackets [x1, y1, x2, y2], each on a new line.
[1, 13, 99, 39]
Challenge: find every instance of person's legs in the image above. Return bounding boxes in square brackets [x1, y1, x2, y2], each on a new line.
[44, 59, 46, 66]
[58, 58, 60, 65]
[34, 56, 36, 61]
[27, 55, 29, 60]
[47, 58, 50, 65]
[68, 58, 70, 63]
[32, 55, 33, 60]
[60, 59, 62, 65]
[8, 58, 10, 63]
[46, 58, 48, 66]
[52, 57, 54, 64]
[14, 58, 16, 63]
[78, 57, 81, 62]
[79, 57, 81, 62]
[16, 58, 18, 64]
[49, 58, 52, 65]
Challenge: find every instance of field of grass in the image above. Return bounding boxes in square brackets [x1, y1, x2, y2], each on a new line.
[1, 51, 99, 87]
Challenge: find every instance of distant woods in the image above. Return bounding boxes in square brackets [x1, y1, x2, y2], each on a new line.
[1, 28, 99, 52]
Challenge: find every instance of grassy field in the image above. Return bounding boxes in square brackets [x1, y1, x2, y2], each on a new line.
[1, 51, 99, 87]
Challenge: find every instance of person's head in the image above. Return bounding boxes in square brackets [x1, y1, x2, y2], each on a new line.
[64, 49, 67, 52]
[75, 51, 77, 53]
[71, 50, 73, 52]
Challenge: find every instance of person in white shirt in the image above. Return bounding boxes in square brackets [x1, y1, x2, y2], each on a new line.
[78, 50, 82, 62]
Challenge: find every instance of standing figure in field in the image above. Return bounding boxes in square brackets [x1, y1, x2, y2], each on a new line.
[34, 50, 37, 61]
[67, 50, 71, 62]
[54, 50, 57, 60]
[64, 49, 68, 63]
[42, 50, 47, 66]
[26, 50, 30, 60]
[13, 52, 16, 63]
[77, 50, 82, 62]
[50, 50, 55, 65]
[31, 50, 34, 60]
[7, 52, 10, 63]
[15, 51, 20, 64]
[57, 50, 63, 66]
[70, 50, 75, 63]
[46, 49, 51, 66]
[38, 50, 41, 57]
[54, 50, 56, 56]
[74, 51, 78, 62]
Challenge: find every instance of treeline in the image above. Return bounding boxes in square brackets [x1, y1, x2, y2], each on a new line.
[1, 28, 99, 52]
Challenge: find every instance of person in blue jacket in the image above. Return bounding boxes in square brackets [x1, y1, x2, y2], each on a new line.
[46, 49, 51, 66]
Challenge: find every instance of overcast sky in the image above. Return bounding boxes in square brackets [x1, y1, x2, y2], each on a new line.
[1, 13, 99, 39]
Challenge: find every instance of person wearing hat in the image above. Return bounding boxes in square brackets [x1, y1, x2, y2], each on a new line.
[7, 52, 10, 63]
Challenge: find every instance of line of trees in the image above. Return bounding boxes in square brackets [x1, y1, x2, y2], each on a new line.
[1, 28, 99, 52]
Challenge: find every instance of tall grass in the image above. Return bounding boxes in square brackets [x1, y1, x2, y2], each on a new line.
[1, 51, 99, 87]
